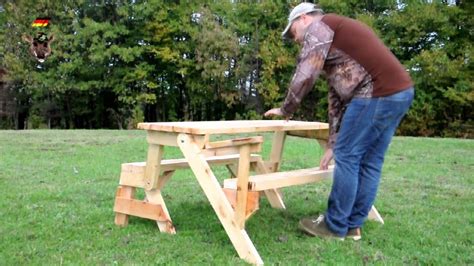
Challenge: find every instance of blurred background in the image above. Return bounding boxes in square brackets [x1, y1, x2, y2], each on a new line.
[0, 0, 472, 138]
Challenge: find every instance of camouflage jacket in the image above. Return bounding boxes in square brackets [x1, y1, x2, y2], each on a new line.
[280, 20, 374, 149]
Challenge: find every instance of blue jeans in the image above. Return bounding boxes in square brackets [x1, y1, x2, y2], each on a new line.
[325, 88, 414, 236]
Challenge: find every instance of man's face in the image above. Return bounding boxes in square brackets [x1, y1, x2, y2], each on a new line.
[289, 16, 306, 45]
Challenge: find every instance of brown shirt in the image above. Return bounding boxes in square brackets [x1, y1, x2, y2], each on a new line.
[281, 14, 413, 148]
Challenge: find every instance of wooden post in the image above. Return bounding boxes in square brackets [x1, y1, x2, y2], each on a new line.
[144, 143, 164, 190]
[235, 144, 251, 229]
[269, 131, 287, 172]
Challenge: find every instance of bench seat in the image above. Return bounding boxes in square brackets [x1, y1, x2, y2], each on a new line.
[223, 165, 334, 191]
[119, 154, 262, 188]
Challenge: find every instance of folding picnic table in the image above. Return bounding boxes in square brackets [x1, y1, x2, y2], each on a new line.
[113, 120, 383, 265]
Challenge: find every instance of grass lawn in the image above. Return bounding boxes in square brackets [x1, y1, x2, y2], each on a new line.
[0, 130, 473, 265]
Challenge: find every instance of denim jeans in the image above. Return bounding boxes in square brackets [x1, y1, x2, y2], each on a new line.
[325, 87, 414, 236]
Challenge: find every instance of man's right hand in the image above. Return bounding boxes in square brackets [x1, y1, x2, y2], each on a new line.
[264, 108, 284, 117]
[264, 107, 292, 121]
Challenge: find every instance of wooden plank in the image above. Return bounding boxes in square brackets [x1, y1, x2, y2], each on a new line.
[138, 120, 328, 135]
[147, 131, 179, 146]
[146, 131, 207, 148]
[114, 186, 136, 226]
[120, 163, 147, 187]
[202, 145, 262, 156]
[205, 136, 263, 149]
[235, 144, 251, 229]
[114, 197, 168, 221]
[144, 144, 164, 190]
[223, 166, 334, 191]
[222, 188, 259, 219]
[269, 131, 287, 172]
[287, 128, 329, 140]
[145, 189, 176, 234]
[119, 155, 262, 188]
[177, 133, 263, 265]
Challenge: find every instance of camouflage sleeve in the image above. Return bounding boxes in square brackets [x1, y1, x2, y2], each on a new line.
[327, 87, 346, 149]
[280, 21, 334, 117]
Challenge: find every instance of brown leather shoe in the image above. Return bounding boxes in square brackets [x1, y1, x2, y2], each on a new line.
[298, 215, 344, 240]
[346, 228, 362, 241]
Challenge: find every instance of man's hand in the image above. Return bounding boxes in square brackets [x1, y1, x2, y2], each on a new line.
[264, 108, 291, 121]
[320, 148, 333, 170]
[264, 108, 283, 117]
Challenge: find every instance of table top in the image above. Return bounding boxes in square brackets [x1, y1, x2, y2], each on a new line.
[137, 120, 328, 134]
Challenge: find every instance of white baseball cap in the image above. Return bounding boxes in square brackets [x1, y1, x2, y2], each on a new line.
[282, 2, 323, 38]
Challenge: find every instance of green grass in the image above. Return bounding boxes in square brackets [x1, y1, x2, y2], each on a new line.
[0, 130, 473, 265]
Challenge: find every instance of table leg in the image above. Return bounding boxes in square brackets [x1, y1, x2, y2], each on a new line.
[235, 144, 251, 229]
[114, 186, 136, 226]
[257, 131, 287, 209]
[144, 144, 164, 190]
[178, 133, 263, 265]
[269, 131, 287, 172]
[254, 158, 285, 209]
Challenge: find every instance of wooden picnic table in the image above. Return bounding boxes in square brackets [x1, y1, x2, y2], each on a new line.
[113, 120, 383, 265]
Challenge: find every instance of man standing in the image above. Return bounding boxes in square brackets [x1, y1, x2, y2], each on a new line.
[264, 3, 414, 240]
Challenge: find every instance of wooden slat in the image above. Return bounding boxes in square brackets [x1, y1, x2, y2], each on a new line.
[147, 131, 179, 146]
[223, 165, 335, 191]
[120, 154, 262, 188]
[202, 145, 262, 156]
[114, 197, 168, 221]
[138, 120, 328, 135]
[205, 136, 263, 149]
[287, 128, 329, 140]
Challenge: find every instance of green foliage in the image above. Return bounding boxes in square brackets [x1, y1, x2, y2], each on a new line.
[0, 1, 472, 137]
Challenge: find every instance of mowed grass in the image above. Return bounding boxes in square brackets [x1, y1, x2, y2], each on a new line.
[0, 130, 473, 265]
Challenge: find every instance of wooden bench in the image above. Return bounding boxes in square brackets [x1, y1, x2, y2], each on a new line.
[222, 164, 384, 224]
[223, 165, 335, 191]
[114, 136, 265, 232]
[119, 154, 263, 188]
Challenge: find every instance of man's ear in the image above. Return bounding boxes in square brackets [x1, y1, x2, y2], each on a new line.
[22, 35, 33, 43]
[48, 34, 55, 43]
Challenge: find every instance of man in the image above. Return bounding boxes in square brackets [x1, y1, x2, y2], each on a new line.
[264, 3, 414, 240]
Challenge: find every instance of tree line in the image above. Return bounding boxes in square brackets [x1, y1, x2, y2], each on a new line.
[0, 0, 472, 137]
